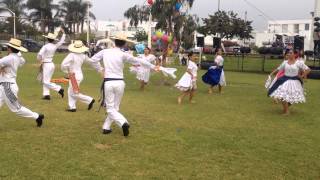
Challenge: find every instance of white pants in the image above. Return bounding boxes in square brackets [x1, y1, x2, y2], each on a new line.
[68, 79, 93, 109]
[102, 80, 128, 130]
[42, 63, 62, 96]
[0, 82, 39, 120]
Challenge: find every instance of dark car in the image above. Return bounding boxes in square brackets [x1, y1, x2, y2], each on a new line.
[0, 40, 8, 51]
[22, 39, 41, 52]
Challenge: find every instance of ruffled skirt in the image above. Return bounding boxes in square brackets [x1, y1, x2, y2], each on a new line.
[270, 80, 306, 104]
[175, 73, 196, 91]
[202, 66, 226, 86]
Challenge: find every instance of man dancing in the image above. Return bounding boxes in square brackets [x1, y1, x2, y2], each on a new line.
[37, 28, 66, 100]
[91, 33, 166, 137]
[0, 38, 44, 127]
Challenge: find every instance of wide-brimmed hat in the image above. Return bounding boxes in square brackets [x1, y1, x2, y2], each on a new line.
[68, 40, 89, 53]
[5, 38, 28, 52]
[110, 33, 137, 44]
[43, 33, 58, 40]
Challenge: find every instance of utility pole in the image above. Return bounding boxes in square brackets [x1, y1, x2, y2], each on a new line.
[86, 0, 91, 46]
[218, 0, 221, 11]
[244, 11, 247, 45]
[148, 10, 152, 48]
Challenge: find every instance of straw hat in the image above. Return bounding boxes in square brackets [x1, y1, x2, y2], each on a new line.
[43, 33, 58, 40]
[110, 33, 137, 44]
[68, 40, 89, 53]
[5, 38, 28, 52]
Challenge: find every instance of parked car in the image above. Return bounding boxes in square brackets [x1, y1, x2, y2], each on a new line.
[0, 40, 8, 51]
[22, 39, 41, 52]
[57, 45, 69, 53]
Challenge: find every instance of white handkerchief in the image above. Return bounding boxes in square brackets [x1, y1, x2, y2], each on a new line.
[265, 75, 272, 89]
[160, 67, 177, 79]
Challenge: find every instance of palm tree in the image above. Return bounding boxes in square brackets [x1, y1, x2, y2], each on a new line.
[0, 0, 27, 34]
[59, 0, 96, 34]
[26, 0, 60, 33]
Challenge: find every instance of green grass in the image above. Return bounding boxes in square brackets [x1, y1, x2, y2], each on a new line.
[0, 52, 320, 179]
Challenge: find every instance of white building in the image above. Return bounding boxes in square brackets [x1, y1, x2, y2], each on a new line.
[254, 19, 313, 50]
[87, 20, 157, 41]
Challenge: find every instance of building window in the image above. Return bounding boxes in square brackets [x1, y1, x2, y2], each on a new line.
[282, 24, 288, 33]
[305, 24, 310, 31]
[294, 24, 299, 33]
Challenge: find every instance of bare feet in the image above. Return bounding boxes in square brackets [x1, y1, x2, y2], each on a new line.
[282, 111, 290, 116]
[178, 97, 182, 105]
[208, 89, 213, 94]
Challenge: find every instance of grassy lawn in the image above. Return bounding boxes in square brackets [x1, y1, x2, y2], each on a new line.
[0, 52, 320, 179]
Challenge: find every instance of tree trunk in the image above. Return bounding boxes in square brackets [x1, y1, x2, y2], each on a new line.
[81, 20, 84, 33]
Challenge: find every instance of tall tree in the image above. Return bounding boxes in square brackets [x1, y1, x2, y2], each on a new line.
[26, 0, 60, 32]
[59, 0, 96, 34]
[124, 0, 196, 65]
[198, 10, 253, 40]
[0, 0, 26, 34]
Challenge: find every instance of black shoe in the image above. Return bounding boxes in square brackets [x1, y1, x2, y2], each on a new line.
[36, 114, 44, 127]
[88, 99, 95, 110]
[122, 123, 130, 137]
[102, 129, 112, 134]
[66, 109, 77, 112]
[42, 95, 51, 100]
[58, 89, 64, 98]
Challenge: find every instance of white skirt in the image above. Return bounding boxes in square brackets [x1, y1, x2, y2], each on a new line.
[175, 73, 195, 91]
[270, 80, 306, 104]
[219, 69, 226, 86]
[136, 67, 151, 83]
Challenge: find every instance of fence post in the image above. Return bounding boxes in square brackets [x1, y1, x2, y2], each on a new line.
[241, 54, 244, 71]
[262, 55, 266, 72]
[237, 54, 240, 71]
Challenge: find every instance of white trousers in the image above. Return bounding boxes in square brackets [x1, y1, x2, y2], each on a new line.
[102, 81, 128, 130]
[42, 63, 62, 96]
[68, 79, 93, 109]
[0, 83, 39, 120]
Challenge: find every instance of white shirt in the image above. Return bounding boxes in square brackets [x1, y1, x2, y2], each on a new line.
[0, 53, 25, 83]
[277, 60, 309, 77]
[187, 60, 198, 78]
[138, 54, 156, 66]
[61, 52, 103, 80]
[91, 48, 156, 79]
[215, 55, 224, 66]
[37, 34, 66, 63]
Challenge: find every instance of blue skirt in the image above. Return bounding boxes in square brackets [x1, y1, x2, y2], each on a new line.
[202, 67, 222, 86]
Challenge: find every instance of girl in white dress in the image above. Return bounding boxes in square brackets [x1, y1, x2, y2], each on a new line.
[175, 52, 198, 104]
[136, 47, 156, 91]
[268, 49, 310, 115]
[202, 49, 226, 94]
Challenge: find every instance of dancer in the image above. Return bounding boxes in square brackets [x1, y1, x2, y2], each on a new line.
[37, 28, 66, 100]
[268, 49, 310, 115]
[202, 48, 226, 94]
[61, 40, 103, 112]
[0, 38, 44, 127]
[91, 33, 170, 137]
[266, 50, 290, 90]
[136, 47, 157, 91]
[175, 51, 198, 104]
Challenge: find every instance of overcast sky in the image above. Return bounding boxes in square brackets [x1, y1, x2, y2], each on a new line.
[90, 0, 314, 31]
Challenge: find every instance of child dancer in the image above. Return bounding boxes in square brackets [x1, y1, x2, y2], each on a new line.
[175, 52, 198, 104]
[136, 47, 157, 91]
[268, 49, 310, 115]
[202, 48, 226, 94]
